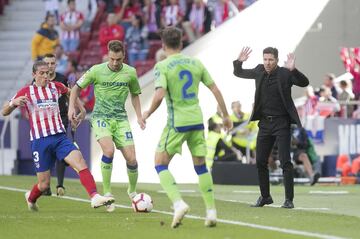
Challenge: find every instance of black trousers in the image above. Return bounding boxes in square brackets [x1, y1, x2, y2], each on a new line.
[255, 116, 294, 201]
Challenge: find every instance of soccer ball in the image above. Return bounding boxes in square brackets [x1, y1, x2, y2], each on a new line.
[131, 193, 153, 212]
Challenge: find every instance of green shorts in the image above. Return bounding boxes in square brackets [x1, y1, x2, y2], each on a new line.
[157, 126, 206, 157]
[91, 118, 134, 148]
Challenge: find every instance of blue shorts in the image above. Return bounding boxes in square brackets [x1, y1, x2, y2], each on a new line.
[31, 133, 78, 173]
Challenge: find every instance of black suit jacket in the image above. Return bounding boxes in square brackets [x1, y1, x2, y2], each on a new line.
[233, 60, 309, 127]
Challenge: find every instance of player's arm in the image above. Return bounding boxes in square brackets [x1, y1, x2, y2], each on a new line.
[142, 88, 166, 121]
[233, 46, 257, 79]
[131, 93, 146, 130]
[2, 96, 28, 116]
[69, 68, 94, 122]
[207, 83, 233, 131]
[68, 84, 82, 123]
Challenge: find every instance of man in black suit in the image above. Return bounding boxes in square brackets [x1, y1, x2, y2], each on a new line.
[233, 47, 309, 209]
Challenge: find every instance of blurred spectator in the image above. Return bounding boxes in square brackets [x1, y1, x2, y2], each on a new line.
[182, 0, 212, 43]
[65, 59, 78, 87]
[115, 0, 142, 32]
[213, 0, 231, 27]
[341, 47, 360, 99]
[99, 13, 125, 56]
[210, 105, 224, 124]
[44, 0, 60, 24]
[290, 125, 321, 185]
[235, 0, 257, 11]
[303, 86, 318, 116]
[60, 0, 84, 52]
[206, 118, 241, 170]
[104, 0, 115, 13]
[142, 0, 161, 39]
[125, 15, 149, 66]
[316, 86, 340, 117]
[74, 0, 97, 31]
[31, 14, 59, 60]
[230, 100, 257, 161]
[323, 73, 338, 99]
[161, 0, 184, 27]
[54, 44, 68, 75]
[338, 80, 355, 118]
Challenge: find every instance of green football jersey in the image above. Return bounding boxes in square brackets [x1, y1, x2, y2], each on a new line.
[77, 62, 141, 120]
[154, 53, 214, 131]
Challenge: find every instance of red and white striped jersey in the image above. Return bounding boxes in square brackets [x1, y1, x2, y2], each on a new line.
[12, 81, 68, 141]
[60, 10, 84, 40]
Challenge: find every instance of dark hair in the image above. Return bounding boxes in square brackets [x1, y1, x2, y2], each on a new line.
[45, 13, 55, 22]
[108, 40, 125, 53]
[32, 60, 48, 73]
[135, 15, 144, 29]
[263, 47, 278, 59]
[43, 53, 56, 59]
[340, 80, 348, 87]
[68, 0, 75, 4]
[160, 26, 182, 50]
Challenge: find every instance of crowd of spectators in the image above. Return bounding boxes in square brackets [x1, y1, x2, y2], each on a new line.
[299, 48, 360, 120]
[30, 0, 257, 112]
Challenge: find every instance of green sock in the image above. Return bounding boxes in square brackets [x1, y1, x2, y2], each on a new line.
[101, 161, 113, 194]
[158, 169, 181, 203]
[198, 172, 216, 209]
[127, 164, 138, 195]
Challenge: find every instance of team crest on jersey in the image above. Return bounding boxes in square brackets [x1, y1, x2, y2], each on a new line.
[50, 88, 57, 95]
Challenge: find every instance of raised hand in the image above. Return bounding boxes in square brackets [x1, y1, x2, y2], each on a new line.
[237, 47, 252, 62]
[284, 53, 296, 71]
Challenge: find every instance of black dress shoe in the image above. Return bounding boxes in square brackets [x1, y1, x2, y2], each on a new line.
[310, 172, 321, 186]
[281, 199, 294, 209]
[251, 196, 274, 207]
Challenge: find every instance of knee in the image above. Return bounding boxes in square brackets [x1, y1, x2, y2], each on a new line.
[102, 148, 115, 158]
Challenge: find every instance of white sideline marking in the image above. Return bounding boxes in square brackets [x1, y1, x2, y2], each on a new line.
[0, 186, 345, 239]
[309, 191, 349, 195]
[232, 190, 259, 194]
[158, 190, 196, 193]
[224, 199, 331, 211]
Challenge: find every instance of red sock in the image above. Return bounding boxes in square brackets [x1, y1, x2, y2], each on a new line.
[79, 168, 98, 198]
[28, 184, 42, 203]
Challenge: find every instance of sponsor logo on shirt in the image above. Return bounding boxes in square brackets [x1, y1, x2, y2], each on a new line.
[36, 99, 57, 109]
[102, 82, 128, 87]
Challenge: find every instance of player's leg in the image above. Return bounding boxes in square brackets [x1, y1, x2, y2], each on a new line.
[113, 120, 138, 199]
[25, 171, 51, 211]
[188, 130, 216, 227]
[98, 137, 115, 195]
[55, 134, 114, 208]
[92, 118, 115, 195]
[26, 137, 54, 210]
[55, 159, 66, 196]
[119, 145, 138, 199]
[155, 127, 189, 228]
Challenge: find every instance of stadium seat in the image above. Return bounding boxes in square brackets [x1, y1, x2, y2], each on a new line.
[134, 60, 156, 76]
[67, 51, 80, 62]
[148, 40, 162, 60]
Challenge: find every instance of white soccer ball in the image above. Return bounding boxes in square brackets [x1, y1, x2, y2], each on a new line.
[131, 193, 153, 212]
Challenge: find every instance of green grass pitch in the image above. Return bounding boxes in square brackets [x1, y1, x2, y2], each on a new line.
[0, 175, 359, 239]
